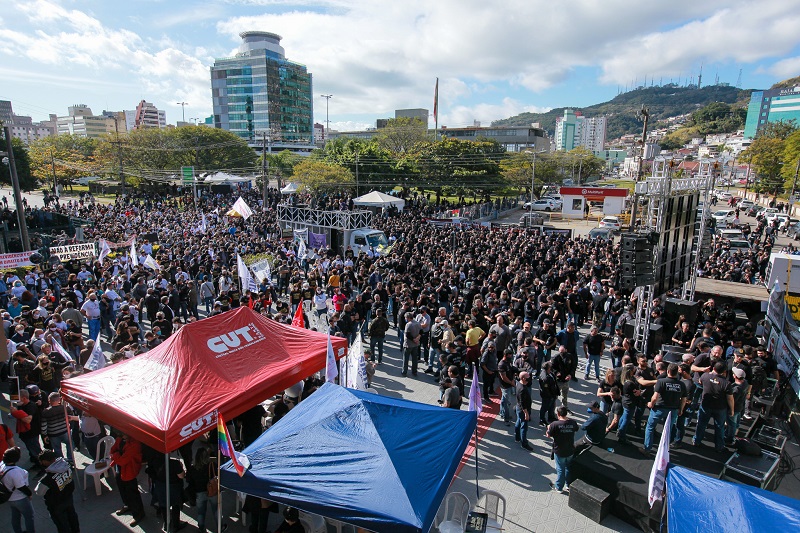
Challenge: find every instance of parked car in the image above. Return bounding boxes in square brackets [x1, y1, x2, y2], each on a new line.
[717, 228, 745, 240]
[766, 213, 791, 230]
[746, 204, 764, 217]
[528, 199, 560, 212]
[541, 196, 563, 209]
[717, 191, 733, 200]
[712, 209, 736, 226]
[588, 227, 615, 241]
[739, 199, 754, 209]
[598, 216, 622, 232]
[727, 239, 753, 252]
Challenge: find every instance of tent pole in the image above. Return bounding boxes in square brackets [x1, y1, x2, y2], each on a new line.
[165, 453, 171, 533]
[61, 402, 83, 497]
[474, 426, 479, 499]
[217, 445, 222, 533]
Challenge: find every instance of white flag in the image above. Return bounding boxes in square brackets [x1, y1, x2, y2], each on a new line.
[325, 333, 338, 383]
[201, 214, 208, 233]
[232, 197, 253, 220]
[468, 366, 483, 413]
[143, 254, 160, 271]
[51, 339, 73, 362]
[98, 239, 111, 264]
[130, 240, 139, 267]
[236, 254, 252, 292]
[344, 334, 367, 390]
[85, 334, 107, 371]
[297, 238, 307, 261]
[648, 411, 672, 508]
[250, 258, 271, 284]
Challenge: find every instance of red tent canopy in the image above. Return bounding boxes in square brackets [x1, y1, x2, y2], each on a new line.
[61, 307, 348, 453]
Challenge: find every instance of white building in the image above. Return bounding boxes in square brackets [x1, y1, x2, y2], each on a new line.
[554, 109, 607, 151]
[57, 105, 115, 138]
[133, 100, 166, 129]
[580, 116, 607, 152]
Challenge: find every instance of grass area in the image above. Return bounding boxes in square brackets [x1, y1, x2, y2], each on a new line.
[601, 179, 635, 191]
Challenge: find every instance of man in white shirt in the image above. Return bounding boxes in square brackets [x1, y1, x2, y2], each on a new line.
[81, 292, 102, 341]
[1, 446, 36, 533]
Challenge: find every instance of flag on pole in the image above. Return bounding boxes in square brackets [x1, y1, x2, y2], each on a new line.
[51, 339, 73, 362]
[325, 333, 338, 383]
[98, 239, 111, 264]
[85, 333, 107, 371]
[236, 254, 252, 293]
[468, 366, 483, 413]
[648, 411, 672, 507]
[344, 334, 367, 390]
[291, 302, 305, 328]
[200, 214, 208, 233]
[231, 197, 253, 220]
[217, 413, 249, 477]
[297, 238, 307, 261]
[247, 271, 259, 293]
[130, 240, 139, 267]
[143, 254, 160, 271]
[433, 77, 439, 121]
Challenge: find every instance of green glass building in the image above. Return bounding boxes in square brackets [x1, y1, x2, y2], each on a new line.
[210, 32, 313, 145]
[744, 86, 800, 139]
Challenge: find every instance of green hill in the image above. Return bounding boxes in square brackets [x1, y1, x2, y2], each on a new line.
[492, 84, 752, 140]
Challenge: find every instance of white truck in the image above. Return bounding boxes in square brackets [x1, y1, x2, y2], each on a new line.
[277, 205, 390, 256]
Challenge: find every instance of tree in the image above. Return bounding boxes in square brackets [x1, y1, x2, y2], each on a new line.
[28, 134, 97, 189]
[257, 149, 301, 189]
[321, 138, 398, 192]
[0, 136, 37, 191]
[781, 130, 800, 192]
[742, 120, 799, 195]
[566, 147, 605, 183]
[292, 159, 354, 193]
[375, 117, 429, 155]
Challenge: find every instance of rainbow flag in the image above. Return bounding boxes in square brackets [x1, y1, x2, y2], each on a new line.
[217, 413, 249, 477]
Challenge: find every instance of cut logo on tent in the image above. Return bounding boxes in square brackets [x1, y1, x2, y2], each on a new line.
[179, 410, 217, 441]
[207, 323, 265, 358]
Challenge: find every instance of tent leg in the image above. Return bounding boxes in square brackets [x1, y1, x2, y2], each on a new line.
[217, 446, 222, 533]
[474, 426, 480, 499]
[62, 402, 84, 498]
[165, 453, 170, 533]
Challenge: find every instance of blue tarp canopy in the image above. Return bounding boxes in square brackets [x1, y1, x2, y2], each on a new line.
[220, 383, 477, 533]
[667, 466, 800, 532]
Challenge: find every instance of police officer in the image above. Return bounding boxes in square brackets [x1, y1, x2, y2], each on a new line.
[35, 448, 80, 533]
[641, 363, 687, 454]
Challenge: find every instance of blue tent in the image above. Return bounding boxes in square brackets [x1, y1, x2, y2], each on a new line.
[667, 466, 800, 532]
[220, 383, 478, 533]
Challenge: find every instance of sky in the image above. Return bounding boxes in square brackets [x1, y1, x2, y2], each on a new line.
[2, 0, 800, 133]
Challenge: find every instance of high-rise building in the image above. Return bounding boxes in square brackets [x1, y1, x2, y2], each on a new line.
[210, 31, 313, 147]
[0, 100, 13, 124]
[57, 105, 115, 138]
[744, 86, 800, 138]
[133, 100, 166, 129]
[0, 101, 56, 144]
[554, 109, 607, 151]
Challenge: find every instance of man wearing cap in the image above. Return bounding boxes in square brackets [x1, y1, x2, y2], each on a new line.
[441, 378, 462, 409]
[575, 401, 609, 455]
[726, 367, 750, 445]
[80, 291, 102, 341]
[641, 363, 687, 455]
[35, 448, 80, 533]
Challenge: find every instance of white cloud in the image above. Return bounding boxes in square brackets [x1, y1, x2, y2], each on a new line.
[769, 57, 800, 80]
[443, 98, 551, 128]
[330, 120, 372, 132]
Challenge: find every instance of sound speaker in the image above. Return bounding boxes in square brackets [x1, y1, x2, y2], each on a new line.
[622, 234, 646, 251]
[568, 479, 612, 523]
[664, 298, 699, 329]
[646, 323, 664, 357]
[623, 322, 635, 340]
[620, 276, 637, 291]
[622, 250, 652, 264]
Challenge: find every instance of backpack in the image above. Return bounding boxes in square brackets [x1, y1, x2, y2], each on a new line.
[0, 466, 17, 504]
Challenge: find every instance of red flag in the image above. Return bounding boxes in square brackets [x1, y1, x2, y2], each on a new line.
[292, 304, 305, 328]
[433, 77, 439, 121]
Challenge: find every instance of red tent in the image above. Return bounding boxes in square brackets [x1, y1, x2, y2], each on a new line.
[61, 307, 348, 453]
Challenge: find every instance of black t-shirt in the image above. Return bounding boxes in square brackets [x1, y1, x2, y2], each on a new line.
[730, 380, 749, 412]
[622, 379, 641, 408]
[653, 376, 686, 409]
[583, 333, 605, 356]
[610, 400, 624, 421]
[497, 358, 517, 388]
[700, 373, 733, 410]
[548, 419, 580, 457]
[693, 352, 712, 382]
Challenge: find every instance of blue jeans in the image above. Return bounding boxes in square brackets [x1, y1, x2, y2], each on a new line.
[196, 490, 218, 531]
[369, 337, 385, 363]
[88, 317, 101, 340]
[20, 433, 42, 464]
[9, 497, 35, 533]
[617, 406, 633, 442]
[514, 406, 529, 445]
[48, 432, 75, 462]
[500, 386, 516, 422]
[674, 408, 692, 443]
[584, 355, 601, 379]
[726, 411, 743, 442]
[694, 405, 728, 451]
[643, 407, 678, 451]
[204, 296, 213, 313]
[554, 454, 574, 491]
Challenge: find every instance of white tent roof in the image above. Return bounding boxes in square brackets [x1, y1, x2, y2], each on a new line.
[204, 172, 252, 184]
[280, 182, 299, 194]
[352, 190, 405, 210]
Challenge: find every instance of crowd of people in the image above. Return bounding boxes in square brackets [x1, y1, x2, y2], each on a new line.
[0, 186, 790, 531]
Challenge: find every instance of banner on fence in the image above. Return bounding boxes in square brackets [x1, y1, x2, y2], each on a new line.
[0, 251, 37, 269]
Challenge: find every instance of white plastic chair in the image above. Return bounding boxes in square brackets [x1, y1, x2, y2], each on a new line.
[83, 435, 116, 496]
[477, 489, 506, 532]
[436, 491, 470, 533]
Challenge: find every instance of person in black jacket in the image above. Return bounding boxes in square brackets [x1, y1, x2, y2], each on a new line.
[552, 346, 578, 410]
[186, 447, 224, 533]
[538, 361, 559, 426]
[35, 449, 79, 533]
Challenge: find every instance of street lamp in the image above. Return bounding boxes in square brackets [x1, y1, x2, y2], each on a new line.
[524, 149, 548, 209]
[176, 102, 188, 123]
[320, 94, 333, 142]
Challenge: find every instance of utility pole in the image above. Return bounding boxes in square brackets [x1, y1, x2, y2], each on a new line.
[320, 94, 332, 143]
[113, 118, 125, 196]
[355, 151, 359, 197]
[176, 102, 188, 123]
[789, 157, 800, 215]
[51, 146, 57, 195]
[262, 132, 269, 208]
[2, 125, 31, 251]
[628, 106, 650, 230]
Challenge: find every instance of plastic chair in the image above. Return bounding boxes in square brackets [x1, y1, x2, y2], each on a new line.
[83, 435, 116, 496]
[477, 490, 506, 532]
[436, 491, 470, 533]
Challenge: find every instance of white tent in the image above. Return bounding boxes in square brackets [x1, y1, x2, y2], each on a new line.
[352, 190, 405, 210]
[204, 172, 252, 184]
[280, 182, 299, 195]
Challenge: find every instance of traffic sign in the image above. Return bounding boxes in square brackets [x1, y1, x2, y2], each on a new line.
[181, 166, 194, 184]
